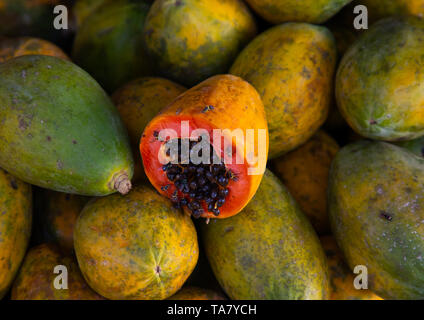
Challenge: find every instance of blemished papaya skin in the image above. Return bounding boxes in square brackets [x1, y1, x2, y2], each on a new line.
[394, 136, 424, 158]
[0, 37, 69, 63]
[0, 169, 32, 299]
[271, 131, 340, 235]
[11, 243, 104, 300]
[230, 23, 337, 158]
[140, 74, 269, 219]
[0, 55, 133, 196]
[143, 0, 257, 87]
[168, 286, 226, 300]
[320, 236, 383, 300]
[41, 191, 90, 253]
[74, 185, 199, 300]
[353, 0, 424, 22]
[73, 0, 112, 29]
[201, 170, 330, 300]
[112, 77, 186, 183]
[72, 0, 153, 92]
[328, 140, 424, 299]
[336, 16, 424, 141]
[243, 0, 353, 24]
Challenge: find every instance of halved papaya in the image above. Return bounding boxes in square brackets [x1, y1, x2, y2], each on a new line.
[139, 75, 269, 219]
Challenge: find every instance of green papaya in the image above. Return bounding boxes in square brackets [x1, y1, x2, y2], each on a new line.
[336, 16, 424, 141]
[395, 136, 424, 158]
[0, 55, 133, 196]
[201, 170, 330, 300]
[328, 140, 424, 299]
[72, 0, 152, 92]
[0, 168, 32, 299]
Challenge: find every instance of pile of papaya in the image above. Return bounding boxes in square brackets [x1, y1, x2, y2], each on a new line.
[1, 0, 424, 301]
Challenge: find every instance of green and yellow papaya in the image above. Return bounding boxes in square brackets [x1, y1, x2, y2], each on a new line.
[201, 170, 330, 300]
[394, 136, 424, 158]
[353, 0, 424, 23]
[328, 140, 424, 299]
[143, 0, 257, 87]
[230, 23, 337, 158]
[0, 55, 133, 196]
[74, 185, 199, 300]
[0, 169, 32, 299]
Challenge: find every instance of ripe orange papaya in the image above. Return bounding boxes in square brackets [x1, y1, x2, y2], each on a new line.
[231, 23, 337, 158]
[0, 168, 32, 299]
[140, 75, 269, 219]
[168, 287, 226, 300]
[143, 0, 257, 86]
[272, 131, 339, 235]
[74, 185, 199, 300]
[112, 77, 186, 183]
[11, 243, 104, 300]
[0, 37, 69, 63]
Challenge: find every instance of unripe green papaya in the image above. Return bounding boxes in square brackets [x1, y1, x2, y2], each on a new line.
[328, 140, 424, 299]
[201, 170, 330, 300]
[395, 136, 424, 158]
[0, 55, 133, 196]
[0, 168, 32, 299]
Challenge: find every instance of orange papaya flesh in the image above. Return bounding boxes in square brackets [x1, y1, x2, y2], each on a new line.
[140, 75, 268, 219]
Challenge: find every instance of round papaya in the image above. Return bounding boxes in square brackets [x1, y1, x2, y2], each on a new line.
[0, 55, 133, 196]
[230, 23, 337, 158]
[321, 236, 383, 300]
[11, 243, 104, 300]
[143, 0, 257, 87]
[74, 185, 199, 300]
[271, 131, 340, 235]
[0, 169, 32, 299]
[40, 191, 90, 253]
[328, 140, 424, 299]
[336, 16, 424, 141]
[168, 286, 226, 300]
[201, 170, 330, 300]
[112, 77, 186, 183]
[355, 0, 424, 22]
[395, 136, 424, 158]
[140, 74, 269, 219]
[243, 0, 353, 24]
[0, 37, 69, 63]
[72, 0, 153, 92]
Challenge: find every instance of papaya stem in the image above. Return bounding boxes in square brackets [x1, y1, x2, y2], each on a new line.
[113, 173, 132, 195]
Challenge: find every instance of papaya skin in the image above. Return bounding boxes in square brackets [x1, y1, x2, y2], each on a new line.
[201, 170, 330, 300]
[272, 131, 340, 235]
[0, 55, 133, 196]
[328, 140, 424, 299]
[74, 185, 199, 300]
[72, 0, 153, 92]
[395, 136, 424, 158]
[244, 0, 353, 24]
[140, 74, 269, 219]
[0, 37, 69, 63]
[41, 191, 90, 253]
[11, 243, 104, 300]
[112, 77, 186, 183]
[321, 236, 383, 300]
[73, 0, 112, 29]
[336, 16, 424, 141]
[354, 0, 424, 22]
[143, 0, 257, 87]
[230, 23, 337, 158]
[168, 286, 226, 300]
[0, 169, 32, 299]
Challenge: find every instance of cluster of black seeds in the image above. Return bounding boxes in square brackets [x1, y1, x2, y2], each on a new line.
[161, 138, 236, 218]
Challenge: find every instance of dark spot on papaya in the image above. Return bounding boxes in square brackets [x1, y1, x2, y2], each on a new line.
[379, 211, 393, 222]
[369, 119, 377, 125]
[46, 136, 51, 141]
[175, 0, 183, 6]
[19, 118, 28, 130]
[155, 265, 161, 275]
[97, 26, 114, 37]
[57, 160, 63, 170]
[301, 67, 312, 79]
[10, 178, 18, 190]
[224, 226, 234, 234]
[72, 140, 77, 144]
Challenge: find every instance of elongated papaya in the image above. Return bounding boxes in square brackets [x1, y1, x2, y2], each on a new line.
[11, 243, 104, 300]
[72, 0, 152, 92]
[0, 55, 133, 196]
[230, 23, 337, 158]
[0, 168, 32, 299]
[74, 185, 199, 300]
[112, 77, 186, 182]
[0, 37, 69, 63]
[143, 0, 257, 87]
[140, 75, 269, 219]
[201, 170, 329, 300]
[328, 141, 424, 299]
